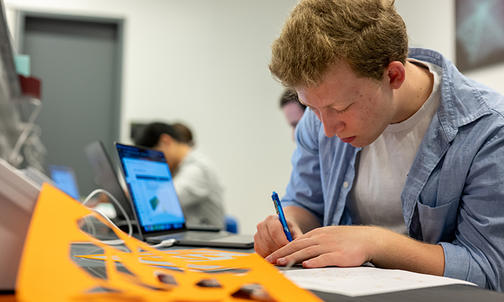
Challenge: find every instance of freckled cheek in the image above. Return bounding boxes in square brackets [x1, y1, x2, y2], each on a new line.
[361, 98, 380, 121]
[350, 105, 374, 134]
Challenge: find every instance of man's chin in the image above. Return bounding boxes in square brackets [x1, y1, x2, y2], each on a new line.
[349, 141, 363, 148]
[340, 136, 366, 148]
[351, 136, 381, 148]
[344, 136, 368, 148]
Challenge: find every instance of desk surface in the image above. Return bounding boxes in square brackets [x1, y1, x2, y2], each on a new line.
[311, 284, 504, 302]
[3, 243, 502, 302]
[66, 243, 504, 302]
[4, 285, 502, 302]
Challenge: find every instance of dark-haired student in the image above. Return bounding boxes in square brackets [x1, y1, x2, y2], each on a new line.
[135, 122, 225, 229]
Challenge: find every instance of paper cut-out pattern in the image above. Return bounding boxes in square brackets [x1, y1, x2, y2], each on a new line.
[16, 184, 320, 301]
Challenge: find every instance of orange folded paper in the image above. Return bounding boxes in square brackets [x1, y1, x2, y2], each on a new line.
[16, 184, 321, 301]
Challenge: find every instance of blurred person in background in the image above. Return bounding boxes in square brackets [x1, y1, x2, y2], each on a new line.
[173, 122, 195, 147]
[135, 122, 225, 229]
[279, 88, 306, 140]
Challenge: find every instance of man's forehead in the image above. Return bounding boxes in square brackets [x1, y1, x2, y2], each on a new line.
[295, 86, 339, 108]
[295, 61, 375, 108]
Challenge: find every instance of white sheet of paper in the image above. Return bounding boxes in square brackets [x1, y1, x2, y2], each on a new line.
[283, 267, 475, 297]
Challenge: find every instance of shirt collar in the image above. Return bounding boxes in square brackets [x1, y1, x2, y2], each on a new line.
[408, 48, 492, 142]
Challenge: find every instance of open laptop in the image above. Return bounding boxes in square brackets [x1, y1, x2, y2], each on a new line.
[49, 165, 80, 200]
[114, 143, 254, 248]
[84, 141, 135, 225]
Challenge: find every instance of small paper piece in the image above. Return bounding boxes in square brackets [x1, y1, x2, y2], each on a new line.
[283, 266, 475, 297]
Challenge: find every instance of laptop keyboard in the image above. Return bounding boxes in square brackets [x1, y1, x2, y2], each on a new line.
[179, 231, 229, 240]
[149, 231, 228, 242]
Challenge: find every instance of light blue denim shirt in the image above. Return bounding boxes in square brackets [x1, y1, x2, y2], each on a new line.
[282, 48, 504, 291]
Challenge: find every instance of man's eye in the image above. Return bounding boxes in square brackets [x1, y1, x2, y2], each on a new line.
[336, 104, 351, 113]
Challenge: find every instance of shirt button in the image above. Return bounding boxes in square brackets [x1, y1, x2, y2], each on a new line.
[343, 181, 349, 188]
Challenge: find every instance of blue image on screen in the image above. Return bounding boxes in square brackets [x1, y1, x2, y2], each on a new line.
[50, 166, 80, 200]
[116, 144, 186, 233]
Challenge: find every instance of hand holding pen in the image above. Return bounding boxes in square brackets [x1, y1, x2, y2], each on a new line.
[253, 191, 298, 257]
[271, 191, 293, 242]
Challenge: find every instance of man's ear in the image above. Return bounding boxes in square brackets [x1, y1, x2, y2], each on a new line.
[386, 61, 405, 89]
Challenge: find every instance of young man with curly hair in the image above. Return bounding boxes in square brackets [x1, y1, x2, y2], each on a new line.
[254, 0, 504, 291]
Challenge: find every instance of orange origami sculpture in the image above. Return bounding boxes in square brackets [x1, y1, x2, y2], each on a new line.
[16, 184, 321, 302]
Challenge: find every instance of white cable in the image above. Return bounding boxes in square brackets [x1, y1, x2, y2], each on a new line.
[150, 239, 177, 249]
[82, 188, 133, 245]
[82, 188, 176, 249]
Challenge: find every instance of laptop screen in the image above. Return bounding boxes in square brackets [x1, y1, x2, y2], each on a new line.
[49, 165, 80, 200]
[115, 143, 185, 233]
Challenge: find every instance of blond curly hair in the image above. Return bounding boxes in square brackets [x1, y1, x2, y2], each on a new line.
[270, 0, 408, 87]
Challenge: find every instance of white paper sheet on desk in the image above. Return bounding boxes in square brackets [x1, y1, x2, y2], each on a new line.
[283, 267, 475, 297]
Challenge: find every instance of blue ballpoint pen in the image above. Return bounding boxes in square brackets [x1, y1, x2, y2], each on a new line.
[271, 191, 293, 242]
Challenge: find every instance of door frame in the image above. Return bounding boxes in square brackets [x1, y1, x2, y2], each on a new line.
[14, 9, 125, 144]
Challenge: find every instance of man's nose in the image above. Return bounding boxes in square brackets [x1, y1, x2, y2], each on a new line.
[320, 111, 344, 138]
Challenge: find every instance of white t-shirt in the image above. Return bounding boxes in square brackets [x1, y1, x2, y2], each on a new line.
[349, 60, 442, 234]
